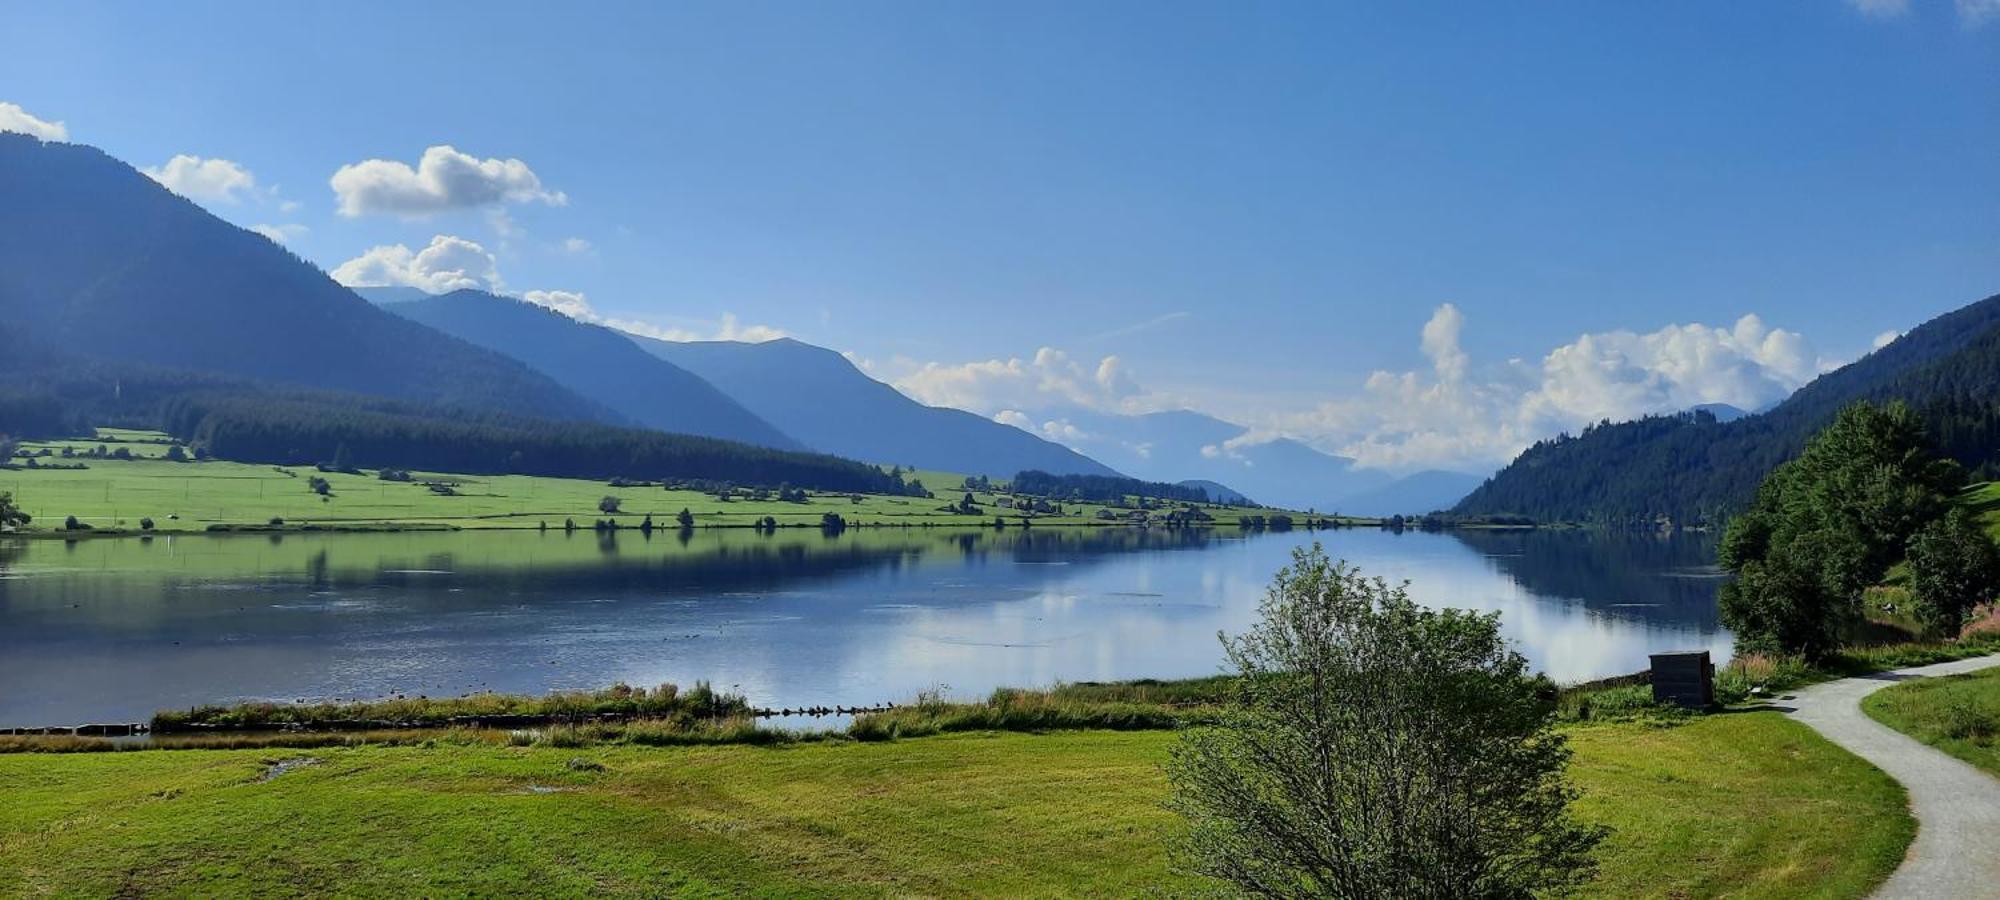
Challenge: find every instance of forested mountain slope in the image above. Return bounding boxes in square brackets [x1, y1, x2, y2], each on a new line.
[629, 335, 1121, 478]
[386, 291, 800, 449]
[1454, 292, 2000, 524]
[0, 134, 607, 423]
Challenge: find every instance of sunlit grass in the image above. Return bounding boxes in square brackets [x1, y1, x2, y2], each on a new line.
[4, 429, 1309, 534]
[1864, 665, 2000, 778]
[0, 715, 1910, 898]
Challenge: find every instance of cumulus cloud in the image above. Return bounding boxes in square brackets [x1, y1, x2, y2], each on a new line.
[331, 145, 567, 217]
[1252, 305, 1834, 472]
[609, 312, 787, 343]
[0, 101, 67, 140]
[890, 304, 1834, 475]
[331, 236, 780, 342]
[892, 347, 1161, 415]
[990, 410, 1094, 447]
[143, 155, 260, 204]
[330, 234, 502, 293]
[249, 223, 308, 244]
[511, 288, 786, 343]
[520, 289, 595, 319]
[1873, 330, 1903, 351]
[561, 237, 594, 255]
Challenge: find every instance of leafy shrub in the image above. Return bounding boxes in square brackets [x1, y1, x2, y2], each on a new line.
[1942, 700, 1999, 743]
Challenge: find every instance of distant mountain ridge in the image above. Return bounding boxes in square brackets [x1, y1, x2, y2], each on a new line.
[384, 290, 802, 449]
[1179, 479, 1253, 506]
[1455, 291, 2000, 523]
[1336, 470, 1487, 517]
[628, 335, 1122, 478]
[0, 134, 609, 424]
[973, 406, 1483, 515]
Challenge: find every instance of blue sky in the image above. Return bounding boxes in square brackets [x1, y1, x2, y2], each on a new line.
[3, 1, 1996, 472]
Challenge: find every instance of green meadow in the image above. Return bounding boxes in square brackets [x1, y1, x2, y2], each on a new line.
[1864, 665, 2000, 778]
[0, 713, 1910, 898]
[3, 430, 1318, 535]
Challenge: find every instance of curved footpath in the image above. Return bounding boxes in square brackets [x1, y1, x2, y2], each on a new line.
[1782, 653, 2000, 900]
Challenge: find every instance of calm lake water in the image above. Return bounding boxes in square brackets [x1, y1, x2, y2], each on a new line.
[0, 527, 1730, 726]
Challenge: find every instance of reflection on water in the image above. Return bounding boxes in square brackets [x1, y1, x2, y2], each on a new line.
[0, 527, 1730, 725]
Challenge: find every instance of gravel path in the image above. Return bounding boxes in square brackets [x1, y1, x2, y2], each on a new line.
[1782, 653, 2000, 900]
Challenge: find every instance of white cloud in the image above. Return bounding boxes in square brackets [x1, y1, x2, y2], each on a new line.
[609, 312, 787, 343]
[330, 234, 502, 293]
[891, 347, 1166, 415]
[1960, 0, 2000, 24]
[1873, 330, 1902, 351]
[249, 223, 308, 244]
[330, 234, 778, 342]
[1256, 306, 1833, 472]
[561, 237, 594, 255]
[510, 289, 787, 344]
[0, 101, 67, 140]
[520, 289, 595, 320]
[143, 155, 260, 204]
[330, 145, 567, 217]
[991, 410, 1093, 449]
[887, 304, 1833, 475]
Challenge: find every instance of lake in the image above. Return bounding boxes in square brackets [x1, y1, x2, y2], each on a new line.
[0, 527, 1730, 726]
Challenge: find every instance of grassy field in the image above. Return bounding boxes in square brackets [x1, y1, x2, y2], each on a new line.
[1863, 664, 2000, 778]
[0, 714, 1911, 898]
[1960, 481, 2000, 542]
[2, 430, 1323, 535]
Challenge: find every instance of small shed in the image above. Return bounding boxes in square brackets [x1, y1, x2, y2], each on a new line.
[1649, 651, 1715, 710]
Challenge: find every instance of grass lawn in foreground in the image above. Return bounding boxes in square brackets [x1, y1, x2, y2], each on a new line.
[0, 712, 1911, 898]
[1863, 663, 2000, 778]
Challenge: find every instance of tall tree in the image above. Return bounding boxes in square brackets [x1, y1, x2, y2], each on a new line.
[0, 491, 29, 529]
[1907, 507, 2000, 638]
[1168, 545, 1603, 897]
[1719, 402, 1965, 657]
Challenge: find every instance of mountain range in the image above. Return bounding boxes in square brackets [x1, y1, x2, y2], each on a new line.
[628, 336, 1120, 478]
[976, 407, 1484, 515]
[21, 129, 1928, 522]
[379, 289, 800, 450]
[0, 134, 1134, 485]
[0, 133, 607, 424]
[1455, 292, 2000, 523]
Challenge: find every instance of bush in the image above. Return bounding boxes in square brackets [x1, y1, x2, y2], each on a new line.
[1942, 700, 1999, 743]
[1720, 403, 1964, 658]
[0, 492, 28, 529]
[1907, 507, 2000, 638]
[1167, 545, 1604, 896]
